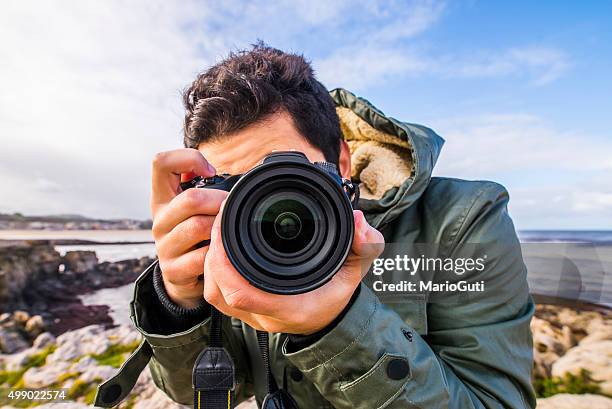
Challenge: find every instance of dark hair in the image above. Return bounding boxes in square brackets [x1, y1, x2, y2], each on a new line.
[182, 43, 342, 164]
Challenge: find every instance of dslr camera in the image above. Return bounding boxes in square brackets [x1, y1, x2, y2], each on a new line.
[181, 151, 357, 295]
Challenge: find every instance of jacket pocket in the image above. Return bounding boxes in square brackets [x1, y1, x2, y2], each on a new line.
[339, 353, 412, 409]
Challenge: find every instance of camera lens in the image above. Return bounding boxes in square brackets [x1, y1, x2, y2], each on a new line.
[274, 212, 301, 240]
[220, 153, 354, 294]
[253, 193, 320, 255]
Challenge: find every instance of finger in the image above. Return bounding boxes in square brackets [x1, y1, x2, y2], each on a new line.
[203, 266, 262, 326]
[160, 246, 208, 287]
[350, 210, 385, 260]
[181, 171, 197, 183]
[151, 148, 216, 216]
[205, 201, 286, 316]
[156, 215, 214, 259]
[152, 188, 227, 237]
[203, 273, 287, 332]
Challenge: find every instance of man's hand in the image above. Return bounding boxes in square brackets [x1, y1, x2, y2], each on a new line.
[150, 148, 228, 309]
[204, 203, 385, 335]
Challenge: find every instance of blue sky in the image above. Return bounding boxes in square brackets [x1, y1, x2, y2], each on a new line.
[1, 1, 611, 229]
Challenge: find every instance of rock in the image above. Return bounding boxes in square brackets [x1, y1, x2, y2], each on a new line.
[531, 317, 568, 355]
[0, 327, 29, 353]
[0, 312, 11, 324]
[556, 308, 605, 336]
[47, 325, 110, 363]
[106, 325, 142, 345]
[62, 250, 98, 274]
[70, 356, 97, 373]
[0, 241, 61, 308]
[537, 393, 612, 409]
[33, 332, 56, 349]
[78, 364, 117, 383]
[132, 388, 191, 409]
[33, 402, 91, 408]
[236, 398, 257, 409]
[12, 310, 30, 326]
[22, 361, 72, 388]
[25, 314, 45, 336]
[533, 350, 560, 379]
[552, 340, 612, 396]
[581, 321, 612, 345]
[561, 325, 576, 350]
[4, 347, 35, 371]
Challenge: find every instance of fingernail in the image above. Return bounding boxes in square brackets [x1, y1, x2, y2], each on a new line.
[207, 162, 216, 174]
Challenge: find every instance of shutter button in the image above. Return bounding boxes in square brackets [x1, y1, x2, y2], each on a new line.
[386, 358, 410, 380]
[290, 367, 303, 382]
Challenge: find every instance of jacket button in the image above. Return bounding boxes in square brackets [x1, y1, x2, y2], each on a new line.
[386, 358, 410, 380]
[290, 367, 303, 382]
[101, 383, 122, 404]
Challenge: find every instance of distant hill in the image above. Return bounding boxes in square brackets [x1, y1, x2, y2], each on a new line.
[0, 212, 152, 230]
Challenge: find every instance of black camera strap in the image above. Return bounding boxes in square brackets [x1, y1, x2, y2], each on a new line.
[193, 307, 236, 409]
[193, 306, 299, 409]
[256, 331, 300, 409]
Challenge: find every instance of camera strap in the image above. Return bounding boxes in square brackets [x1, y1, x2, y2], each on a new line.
[193, 306, 299, 409]
[193, 307, 236, 409]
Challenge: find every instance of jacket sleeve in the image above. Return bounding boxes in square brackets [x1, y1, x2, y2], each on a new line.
[130, 261, 255, 405]
[282, 183, 536, 409]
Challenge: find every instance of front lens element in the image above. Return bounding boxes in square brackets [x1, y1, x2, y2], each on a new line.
[274, 212, 302, 240]
[254, 194, 320, 255]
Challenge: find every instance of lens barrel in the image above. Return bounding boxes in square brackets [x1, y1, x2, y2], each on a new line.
[220, 152, 354, 294]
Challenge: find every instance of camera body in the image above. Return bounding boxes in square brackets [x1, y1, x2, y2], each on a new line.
[182, 151, 356, 295]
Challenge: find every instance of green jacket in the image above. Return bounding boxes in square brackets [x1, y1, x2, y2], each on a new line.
[95, 89, 535, 409]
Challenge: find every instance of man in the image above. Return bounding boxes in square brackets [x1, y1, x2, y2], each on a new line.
[96, 44, 535, 408]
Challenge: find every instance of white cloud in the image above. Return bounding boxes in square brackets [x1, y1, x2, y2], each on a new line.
[0, 0, 218, 218]
[0, 0, 451, 218]
[432, 114, 612, 229]
[315, 0, 446, 89]
[0, 0, 582, 225]
[316, 47, 429, 91]
[441, 46, 571, 85]
[573, 191, 612, 213]
[314, 1, 570, 91]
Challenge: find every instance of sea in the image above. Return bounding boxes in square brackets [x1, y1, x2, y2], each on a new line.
[0, 229, 610, 325]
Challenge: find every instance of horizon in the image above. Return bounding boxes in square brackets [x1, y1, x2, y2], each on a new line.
[2, 211, 612, 232]
[1, 1, 611, 230]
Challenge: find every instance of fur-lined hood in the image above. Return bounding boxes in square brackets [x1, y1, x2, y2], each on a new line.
[331, 88, 444, 229]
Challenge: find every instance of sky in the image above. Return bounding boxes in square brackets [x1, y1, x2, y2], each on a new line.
[0, 0, 611, 230]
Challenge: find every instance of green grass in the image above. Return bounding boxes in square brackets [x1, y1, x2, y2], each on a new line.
[0, 342, 143, 408]
[534, 369, 602, 398]
[67, 377, 101, 405]
[56, 372, 78, 384]
[89, 341, 140, 368]
[0, 345, 56, 387]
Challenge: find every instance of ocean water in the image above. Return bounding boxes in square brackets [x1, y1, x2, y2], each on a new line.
[518, 230, 612, 244]
[1, 230, 610, 325]
[0, 229, 157, 263]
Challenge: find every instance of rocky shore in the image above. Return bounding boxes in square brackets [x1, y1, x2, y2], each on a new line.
[0, 240, 153, 337]
[0, 240, 611, 408]
[532, 303, 612, 404]
[1, 304, 609, 408]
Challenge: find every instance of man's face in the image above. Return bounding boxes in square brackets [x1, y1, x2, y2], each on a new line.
[197, 111, 349, 177]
